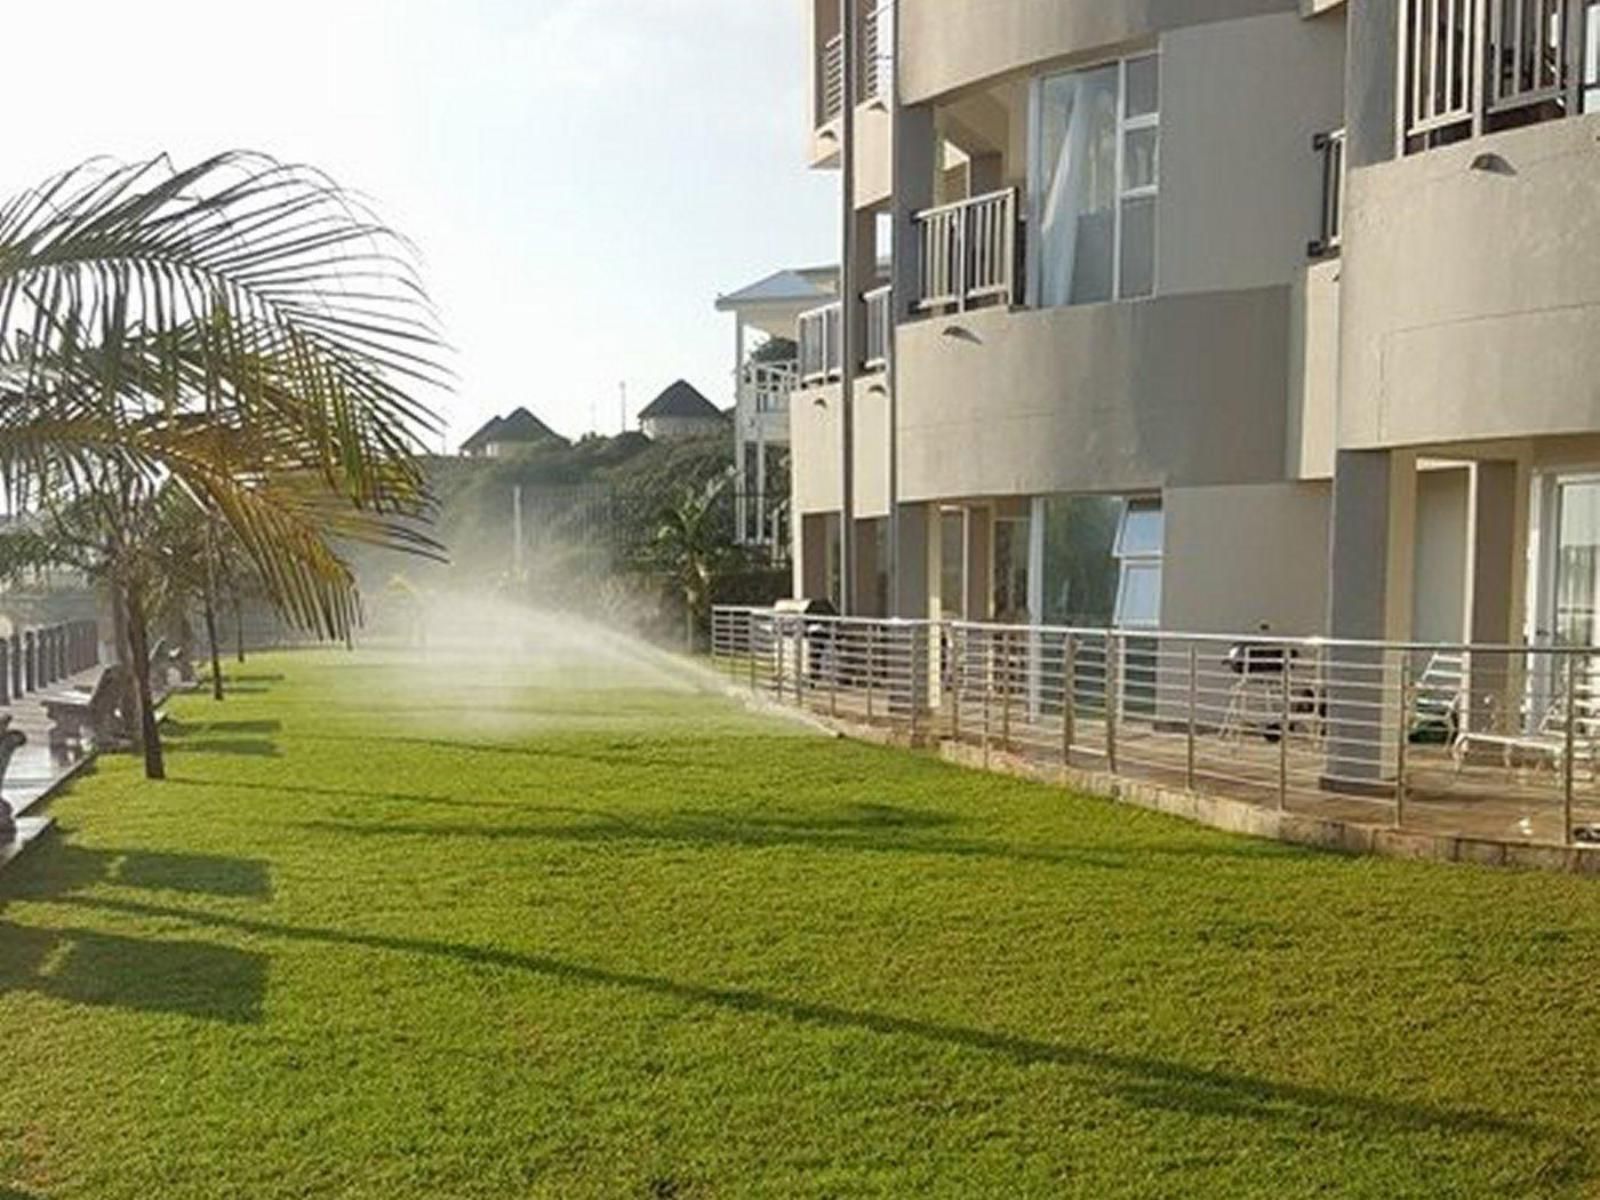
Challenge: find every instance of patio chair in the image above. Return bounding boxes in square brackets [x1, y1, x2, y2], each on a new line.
[1410, 651, 1466, 745]
[1452, 674, 1600, 780]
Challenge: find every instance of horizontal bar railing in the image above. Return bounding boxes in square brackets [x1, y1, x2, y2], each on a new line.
[742, 360, 798, 414]
[820, 32, 844, 126]
[712, 606, 1600, 851]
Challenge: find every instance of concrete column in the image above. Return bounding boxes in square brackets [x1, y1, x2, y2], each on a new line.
[854, 517, 881, 616]
[1466, 460, 1524, 732]
[965, 506, 993, 622]
[9, 634, 19, 698]
[800, 513, 831, 601]
[893, 503, 929, 618]
[891, 106, 936, 323]
[1324, 449, 1417, 788]
[1346, 0, 1400, 169]
[23, 631, 36, 693]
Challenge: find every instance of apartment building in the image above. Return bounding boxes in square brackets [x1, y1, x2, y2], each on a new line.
[786, 0, 1600, 664]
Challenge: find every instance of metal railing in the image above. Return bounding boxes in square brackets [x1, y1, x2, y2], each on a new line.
[798, 301, 842, 385]
[820, 33, 845, 125]
[860, 1, 892, 104]
[712, 606, 1600, 852]
[1309, 128, 1346, 257]
[863, 285, 892, 371]
[1403, 0, 1590, 152]
[914, 189, 1020, 312]
[0, 619, 99, 706]
[742, 360, 798, 415]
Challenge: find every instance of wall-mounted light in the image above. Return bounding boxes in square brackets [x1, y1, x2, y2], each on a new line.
[941, 325, 982, 345]
[1469, 151, 1516, 176]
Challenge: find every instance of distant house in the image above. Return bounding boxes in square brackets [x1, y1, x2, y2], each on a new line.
[638, 381, 727, 442]
[459, 407, 566, 458]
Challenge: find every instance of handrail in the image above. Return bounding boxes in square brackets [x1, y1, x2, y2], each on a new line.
[1309, 127, 1346, 258]
[797, 301, 842, 386]
[913, 188, 1020, 313]
[711, 605, 1600, 851]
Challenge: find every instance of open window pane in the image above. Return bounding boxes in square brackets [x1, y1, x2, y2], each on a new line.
[1115, 500, 1164, 557]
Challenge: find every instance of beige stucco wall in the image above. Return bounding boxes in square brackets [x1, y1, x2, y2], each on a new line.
[1161, 481, 1330, 636]
[894, 288, 1291, 503]
[1412, 465, 1470, 644]
[788, 376, 892, 518]
[1158, 11, 1345, 297]
[897, 0, 1298, 105]
[1341, 114, 1600, 451]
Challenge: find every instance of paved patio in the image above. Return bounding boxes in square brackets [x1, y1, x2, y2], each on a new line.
[0, 663, 104, 866]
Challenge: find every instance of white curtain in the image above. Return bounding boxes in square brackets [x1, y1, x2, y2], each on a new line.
[1037, 66, 1117, 307]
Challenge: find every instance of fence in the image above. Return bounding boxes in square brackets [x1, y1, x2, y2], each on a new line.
[712, 606, 1600, 851]
[0, 619, 99, 706]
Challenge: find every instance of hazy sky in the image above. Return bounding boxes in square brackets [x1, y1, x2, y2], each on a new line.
[2, 0, 838, 449]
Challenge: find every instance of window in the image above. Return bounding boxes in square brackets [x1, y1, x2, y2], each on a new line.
[1032, 54, 1158, 307]
[1112, 499, 1163, 629]
[940, 509, 965, 619]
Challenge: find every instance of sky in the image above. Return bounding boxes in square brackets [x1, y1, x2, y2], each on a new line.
[1, 0, 839, 449]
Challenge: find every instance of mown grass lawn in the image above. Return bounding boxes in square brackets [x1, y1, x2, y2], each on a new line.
[2, 641, 1598, 1198]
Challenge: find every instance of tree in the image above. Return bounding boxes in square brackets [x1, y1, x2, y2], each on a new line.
[653, 475, 733, 651]
[0, 153, 450, 777]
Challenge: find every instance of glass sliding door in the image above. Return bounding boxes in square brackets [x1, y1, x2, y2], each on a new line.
[1554, 477, 1600, 647]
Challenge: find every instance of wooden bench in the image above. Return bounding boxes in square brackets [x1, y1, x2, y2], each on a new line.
[42, 664, 132, 748]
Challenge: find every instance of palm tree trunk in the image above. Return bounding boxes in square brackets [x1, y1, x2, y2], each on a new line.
[124, 581, 165, 780]
[202, 583, 224, 701]
[234, 596, 246, 662]
[110, 583, 142, 752]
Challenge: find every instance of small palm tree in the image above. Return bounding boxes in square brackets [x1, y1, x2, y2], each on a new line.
[653, 476, 732, 650]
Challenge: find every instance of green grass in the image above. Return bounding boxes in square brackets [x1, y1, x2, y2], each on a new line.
[3, 646, 1599, 1198]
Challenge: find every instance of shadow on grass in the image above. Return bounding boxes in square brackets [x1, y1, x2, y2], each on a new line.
[166, 720, 283, 737]
[165, 736, 281, 759]
[1, 841, 273, 902]
[295, 805, 1293, 870]
[162, 775, 515, 814]
[50, 891, 1580, 1164]
[0, 920, 267, 1024]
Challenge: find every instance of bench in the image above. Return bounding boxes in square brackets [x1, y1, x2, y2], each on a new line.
[42, 664, 132, 748]
[1452, 682, 1600, 780]
[0, 720, 29, 837]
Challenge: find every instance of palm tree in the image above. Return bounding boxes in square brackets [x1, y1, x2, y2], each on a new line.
[653, 476, 731, 651]
[0, 152, 451, 777]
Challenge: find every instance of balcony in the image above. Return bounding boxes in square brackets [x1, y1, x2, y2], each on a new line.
[742, 360, 798, 415]
[1308, 127, 1345, 258]
[797, 288, 893, 387]
[799, 302, 841, 385]
[1402, 0, 1600, 153]
[913, 189, 1021, 313]
[819, 33, 844, 126]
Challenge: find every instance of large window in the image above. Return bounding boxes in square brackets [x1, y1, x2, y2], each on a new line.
[1032, 54, 1158, 307]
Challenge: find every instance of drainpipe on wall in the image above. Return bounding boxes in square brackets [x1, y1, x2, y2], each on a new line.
[838, 0, 858, 615]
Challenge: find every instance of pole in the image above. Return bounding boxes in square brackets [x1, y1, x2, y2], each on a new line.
[512, 484, 524, 578]
[885, 0, 900, 615]
[838, 0, 858, 615]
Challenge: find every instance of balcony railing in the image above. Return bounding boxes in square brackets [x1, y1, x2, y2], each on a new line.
[913, 189, 1020, 313]
[1309, 127, 1346, 258]
[820, 33, 844, 125]
[860, 2, 892, 104]
[1403, 0, 1595, 152]
[742, 360, 798, 415]
[798, 302, 842, 385]
[864, 286, 892, 370]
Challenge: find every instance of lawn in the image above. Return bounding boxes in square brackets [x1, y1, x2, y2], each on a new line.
[2, 637, 1599, 1198]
